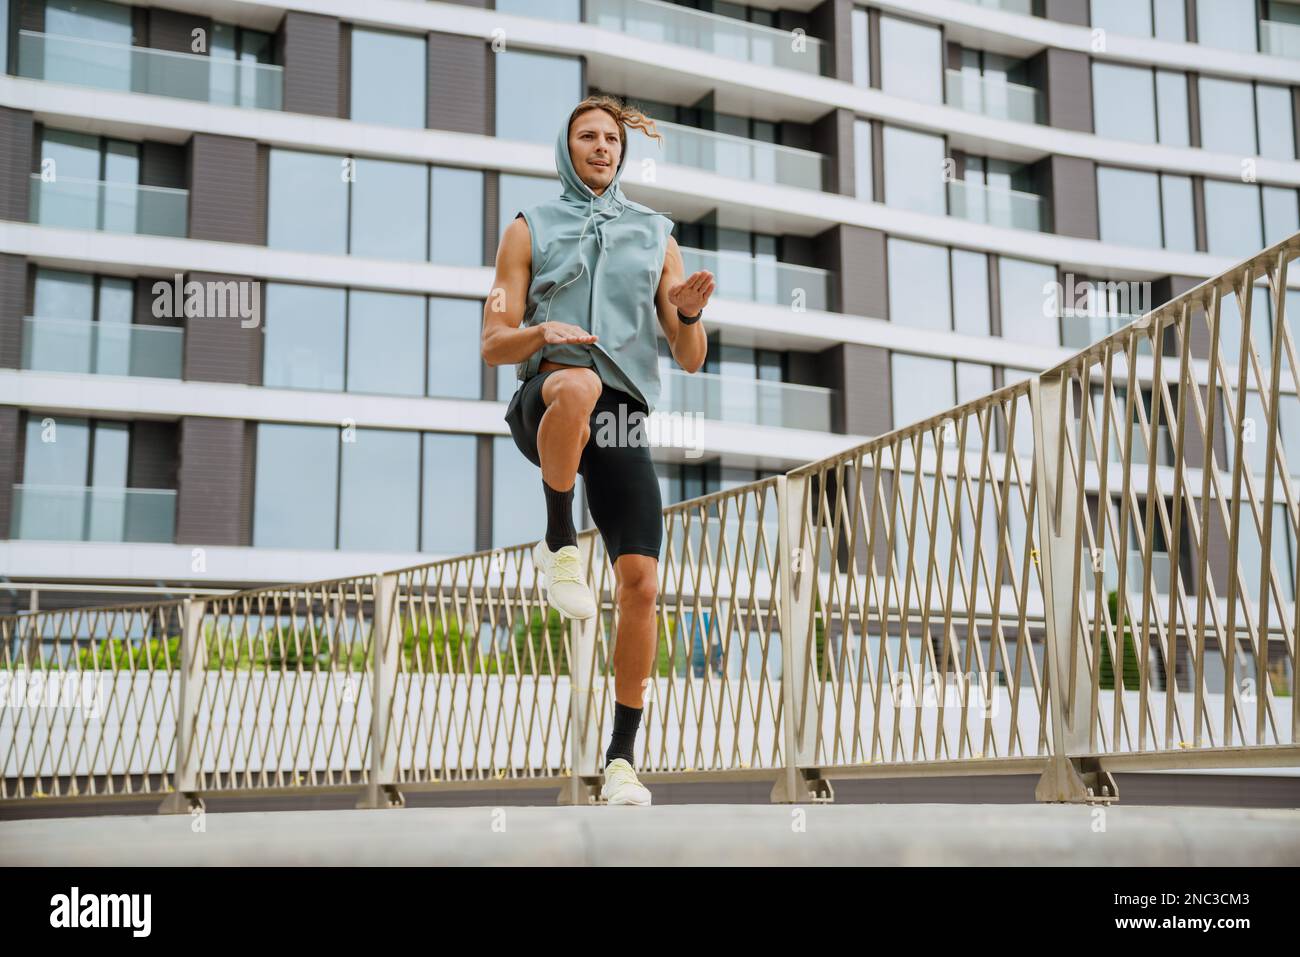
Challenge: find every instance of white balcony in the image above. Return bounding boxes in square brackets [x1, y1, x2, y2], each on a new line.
[679, 247, 831, 312]
[660, 369, 833, 432]
[21, 317, 183, 379]
[944, 69, 1043, 125]
[16, 30, 283, 109]
[586, 0, 824, 75]
[28, 173, 188, 237]
[10, 485, 177, 543]
[947, 179, 1047, 232]
[625, 119, 828, 190]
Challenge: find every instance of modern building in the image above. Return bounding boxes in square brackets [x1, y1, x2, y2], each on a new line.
[0, 0, 1298, 615]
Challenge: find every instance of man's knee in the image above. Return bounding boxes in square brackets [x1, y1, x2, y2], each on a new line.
[545, 369, 602, 415]
[617, 565, 659, 607]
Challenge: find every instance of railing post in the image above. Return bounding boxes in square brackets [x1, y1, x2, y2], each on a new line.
[559, 531, 603, 805]
[159, 597, 205, 814]
[358, 573, 404, 809]
[771, 472, 831, 803]
[1029, 375, 1118, 804]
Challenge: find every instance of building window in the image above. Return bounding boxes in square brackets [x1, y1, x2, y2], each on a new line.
[269, 150, 481, 265]
[1092, 62, 1158, 144]
[851, 6, 869, 88]
[263, 284, 346, 391]
[882, 125, 946, 216]
[853, 118, 873, 200]
[253, 423, 339, 549]
[1091, 0, 1186, 39]
[350, 28, 426, 129]
[1196, 0, 1260, 53]
[1198, 76, 1259, 155]
[879, 15, 942, 105]
[495, 50, 583, 146]
[339, 428, 421, 551]
[267, 150, 349, 254]
[888, 238, 951, 332]
[1204, 180, 1300, 259]
[422, 433, 478, 554]
[429, 297, 483, 400]
[431, 166, 485, 268]
[347, 291, 426, 396]
[999, 257, 1059, 348]
[1096, 166, 1195, 252]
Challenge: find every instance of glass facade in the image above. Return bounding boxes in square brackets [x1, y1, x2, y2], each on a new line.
[882, 125, 946, 216]
[879, 16, 942, 105]
[269, 149, 483, 264]
[350, 28, 426, 129]
[1196, 0, 1260, 53]
[263, 283, 483, 400]
[1097, 167, 1195, 251]
[254, 423, 480, 552]
[495, 50, 583, 145]
[999, 257, 1059, 348]
[1092, 63, 1156, 143]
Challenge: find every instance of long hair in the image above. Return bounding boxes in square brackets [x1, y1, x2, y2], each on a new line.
[566, 94, 664, 166]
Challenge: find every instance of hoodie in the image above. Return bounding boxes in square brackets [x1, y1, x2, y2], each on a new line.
[511, 115, 675, 413]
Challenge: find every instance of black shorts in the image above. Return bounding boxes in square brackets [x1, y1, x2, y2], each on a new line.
[504, 368, 663, 562]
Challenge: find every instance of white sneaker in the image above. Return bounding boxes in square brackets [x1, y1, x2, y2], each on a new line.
[601, 758, 652, 806]
[532, 541, 596, 620]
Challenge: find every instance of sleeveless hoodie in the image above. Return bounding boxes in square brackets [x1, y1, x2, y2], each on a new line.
[511, 115, 675, 413]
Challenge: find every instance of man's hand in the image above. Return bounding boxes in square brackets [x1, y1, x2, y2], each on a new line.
[667, 270, 714, 318]
[542, 321, 597, 345]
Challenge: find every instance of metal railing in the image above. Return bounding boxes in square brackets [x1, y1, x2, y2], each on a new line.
[17, 30, 284, 109]
[4, 234, 1299, 807]
[586, 0, 824, 76]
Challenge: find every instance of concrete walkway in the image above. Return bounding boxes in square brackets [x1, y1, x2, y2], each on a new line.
[4, 803, 1299, 865]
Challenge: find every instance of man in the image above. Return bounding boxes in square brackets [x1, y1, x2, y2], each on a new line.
[481, 95, 713, 805]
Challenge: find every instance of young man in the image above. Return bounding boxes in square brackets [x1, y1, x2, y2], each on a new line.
[481, 95, 713, 806]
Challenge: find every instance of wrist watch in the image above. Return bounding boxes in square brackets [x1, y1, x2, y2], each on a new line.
[677, 307, 702, 325]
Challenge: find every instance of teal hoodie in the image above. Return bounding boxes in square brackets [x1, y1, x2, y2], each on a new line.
[510, 116, 675, 412]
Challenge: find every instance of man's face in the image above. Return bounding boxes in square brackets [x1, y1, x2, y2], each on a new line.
[569, 110, 622, 195]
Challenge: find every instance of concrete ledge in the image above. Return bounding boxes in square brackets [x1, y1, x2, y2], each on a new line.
[3, 802, 1298, 866]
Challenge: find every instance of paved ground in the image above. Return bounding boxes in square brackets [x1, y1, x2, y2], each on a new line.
[4, 802, 1299, 865]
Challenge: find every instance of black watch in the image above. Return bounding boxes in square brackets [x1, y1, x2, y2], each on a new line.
[677, 307, 702, 325]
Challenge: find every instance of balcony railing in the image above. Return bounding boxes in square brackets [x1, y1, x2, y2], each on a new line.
[624, 119, 828, 191]
[586, 0, 824, 75]
[660, 369, 833, 432]
[29, 173, 188, 237]
[679, 246, 831, 311]
[16, 30, 283, 109]
[944, 68, 1043, 124]
[21, 317, 183, 379]
[1261, 19, 1300, 59]
[947, 179, 1046, 232]
[10, 485, 176, 543]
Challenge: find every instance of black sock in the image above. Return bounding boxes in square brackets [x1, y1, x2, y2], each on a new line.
[605, 701, 642, 768]
[543, 478, 577, 552]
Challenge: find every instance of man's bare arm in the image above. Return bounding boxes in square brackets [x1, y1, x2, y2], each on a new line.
[655, 235, 711, 374]
[481, 216, 597, 366]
